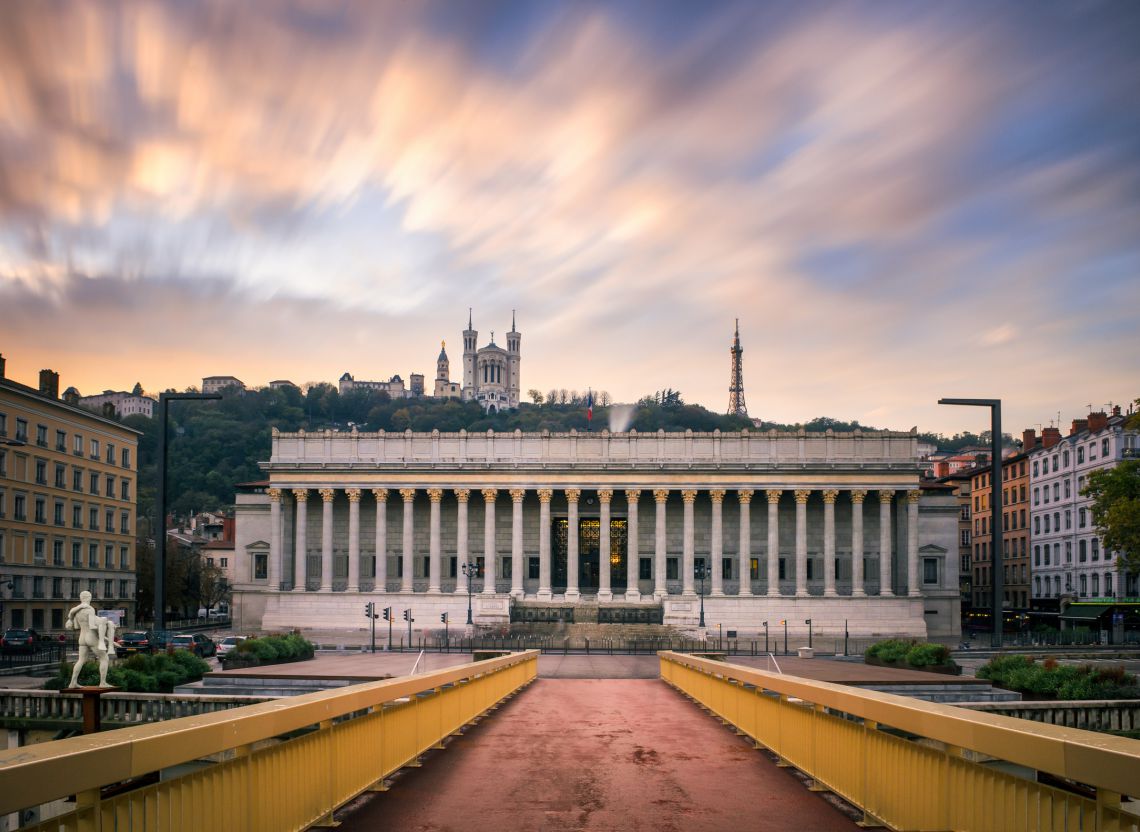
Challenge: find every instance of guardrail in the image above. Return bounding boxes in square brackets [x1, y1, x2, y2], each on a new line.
[0, 650, 538, 830]
[0, 690, 276, 728]
[659, 651, 1140, 831]
[958, 700, 1140, 734]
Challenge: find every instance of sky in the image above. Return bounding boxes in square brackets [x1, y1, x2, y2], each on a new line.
[1, 0, 1138, 437]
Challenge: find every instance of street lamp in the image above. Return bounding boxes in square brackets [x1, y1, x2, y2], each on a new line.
[154, 392, 221, 630]
[695, 562, 710, 628]
[763, 620, 769, 653]
[939, 397, 1003, 649]
[461, 561, 478, 625]
[805, 618, 813, 649]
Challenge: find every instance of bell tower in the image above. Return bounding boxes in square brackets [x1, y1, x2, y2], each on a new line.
[462, 309, 477, 398]
[507, 310, 521, 409]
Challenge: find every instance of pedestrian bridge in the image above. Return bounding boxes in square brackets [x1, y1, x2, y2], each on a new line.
[1, 652, 1138, 831]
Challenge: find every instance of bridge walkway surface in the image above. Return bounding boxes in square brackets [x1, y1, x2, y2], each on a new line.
[335, 678, 859, 831]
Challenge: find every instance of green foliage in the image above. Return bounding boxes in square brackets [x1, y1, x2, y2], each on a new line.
[224, 633, 315, 669]
[977, 655, 1140, 700]
[904, 642, 951, 667]
[865, 639, 912, 663]
[1082, 459, 1140, 572]
[865, 639, 955, 669]
[43, 649, 211, 693]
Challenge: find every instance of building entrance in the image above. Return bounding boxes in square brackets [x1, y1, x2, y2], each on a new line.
[552, 517, 628, 594]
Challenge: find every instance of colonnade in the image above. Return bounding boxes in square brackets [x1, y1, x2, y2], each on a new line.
[265, 487, 923, 599]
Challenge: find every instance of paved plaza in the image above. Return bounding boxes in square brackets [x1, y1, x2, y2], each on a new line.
[336, 678, 859, 831]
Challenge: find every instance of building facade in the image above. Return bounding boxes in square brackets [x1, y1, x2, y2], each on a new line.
[460, 310, 521, 412]
[0, 364, 139, 632]
[202, 376, 245, 395]
[1030, 410, 1140, 607]
[75, 390, 156, 419]
[969, 450, 1031, 620]
[231, 428, 960, 639]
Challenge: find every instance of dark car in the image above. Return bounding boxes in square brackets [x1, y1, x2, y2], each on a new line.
[170, 633, 217, 658]
[116, 630, 155, 656]
[1, 628, 42, 655]
[151, 630, 176, 652]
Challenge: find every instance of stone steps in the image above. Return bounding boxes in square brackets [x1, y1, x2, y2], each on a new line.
[858, 682, 1021, 704]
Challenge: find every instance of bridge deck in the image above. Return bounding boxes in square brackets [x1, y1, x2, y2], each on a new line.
[337, 678, 859, 831]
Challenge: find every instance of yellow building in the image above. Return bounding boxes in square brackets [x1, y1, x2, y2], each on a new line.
[0, 358, 140, 632]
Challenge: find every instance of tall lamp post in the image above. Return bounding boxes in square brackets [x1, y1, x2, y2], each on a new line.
[461, 561, 478, 625]
[695, 563, 710, 627]
[154, 392, 220, 630]
[939, 397, 1003, 649]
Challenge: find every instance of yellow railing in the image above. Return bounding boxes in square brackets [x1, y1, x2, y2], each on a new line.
[1, 651, 538, 831]
[659, 651, 1140, 832]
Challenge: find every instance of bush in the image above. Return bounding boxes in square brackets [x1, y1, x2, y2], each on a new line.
[977, 655, 1140, 700]
[865, 639, 912, 663]
[222, 634, 316, 670]
[905, 643, 951, 667]
[43, 649, 211, 693]
[866, 639, 955, 669]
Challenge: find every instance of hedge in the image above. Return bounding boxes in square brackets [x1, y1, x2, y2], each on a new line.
[44, 650, 211, 693]
[864, 639, 956, 670]
[977, 655, 1140, 700]
[220, 633, 315, 670]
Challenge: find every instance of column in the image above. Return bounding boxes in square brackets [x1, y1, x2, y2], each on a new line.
[373, 489, 388, 592]
[682, 490, 696, 596]
[850, 490, 867, 597]
[427, 488, 443, 594]
[319, 485, 335, 588]
[653, 490, 669, 599]
[347, 488, 361, 592]
[482, 489, 497, 593]
[400, 488, 415, 593]
[794, 489, 810, 597]
[565, 489, 581, 600]
[538, 489, 553, 600]
[907, 490, 921, 596]
[268, 488, 282, 591]
[710, 490, 725, 596]
[598, 489, 614, 601]
[879, 490, 895, 596]
[509, 489, 525, 598]
[740, 490, 755, 596]
[453, 489, 470, 595]
[625, 490, 641, 601]
[823, 489, 838, 597]
[293, 490, 310, 590]
[766, 490, 782, 596]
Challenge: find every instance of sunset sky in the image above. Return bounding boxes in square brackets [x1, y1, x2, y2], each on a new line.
[1, 1, 1138, 435]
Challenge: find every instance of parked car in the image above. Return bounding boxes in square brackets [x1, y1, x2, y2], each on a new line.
[216, 636, 247, 658]
[151, 630, 176, 652]
[170, 633, 217, 658]
[116, 630, 155, 656]
[1, 628, 42, 655]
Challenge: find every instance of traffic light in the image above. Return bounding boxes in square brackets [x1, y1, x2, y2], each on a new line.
[440, 612, 448, 623]
[382, 607, 391, 621]
[364, 601, 373, 618]
[402, 609, 410, 621]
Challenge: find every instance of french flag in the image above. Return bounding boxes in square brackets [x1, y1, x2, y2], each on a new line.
[586, 389, 594, 423]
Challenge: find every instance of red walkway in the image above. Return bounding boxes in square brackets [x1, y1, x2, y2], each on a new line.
[337, 679, 859, 831]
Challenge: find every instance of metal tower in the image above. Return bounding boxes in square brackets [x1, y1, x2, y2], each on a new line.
[728, 319, 748, 417]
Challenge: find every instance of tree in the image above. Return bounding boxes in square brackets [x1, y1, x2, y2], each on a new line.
[527, 388, 544, 405]
[1083, 460, 1140, 573]
[131, 381, 144, 396]
[198, 562, 231, 615]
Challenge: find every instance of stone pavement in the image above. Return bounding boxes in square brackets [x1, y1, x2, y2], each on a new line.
[335, 678, 859, 831]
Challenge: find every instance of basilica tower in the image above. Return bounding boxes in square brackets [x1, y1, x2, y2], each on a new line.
[506, 310, 521, 409]
[462, 309, 477, 399]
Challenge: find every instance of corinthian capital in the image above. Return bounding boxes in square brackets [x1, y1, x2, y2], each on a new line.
[371, 488, 389, 503]
[427, 488, 444, 503]
[850, 489, 867, 504]
[346, 488, 362, 503]
[822, 489, 839, 505]
[765, 489, 781, 504]
[292, 488, 309, 503]
[565, 488, 581, 503]
[268, 487, 282, 503]
[794, 489, 811, 504]
[907, 490, 921, 505]
[879, 489, 895, 504]
[481, 488, 498, 503]
[319, 488, 336, 502]
[625, 489, 641, 503]
[399, 488, 416, 502]
[597, 489, 614, 504]
[653, 489, 670, 503]
[537, 489, 553, 503]
[509, 488, 526, 502]
[454, 488, 470, 503]
[709, 489, 726, 504]
[681, 490, 697, 504]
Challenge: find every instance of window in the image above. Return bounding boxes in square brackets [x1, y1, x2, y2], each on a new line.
[72, 541, 81, 566]
[106, 443, 114, 464]
[89, 472, 99, 495]
[1079, 575, 1087, 597]
[1091, 538, 1099, 560]
[90, 438, 99, 459]
[527, 556, 539, 579]
[960, 529, 971, 546]
[119, 579, 128, 600]
[639, 558, 652, 580]
[666, 558, 678, 580]
[1034, 576, 1041, 597]
[105, 476, 115, 498]
[1032, 461, 1038, 477]
[1019, 485, 1025, 502]
[1063, 450, 1069, 466]
[923, 558, 938, 585]
[1089, 442, 1096, 461]
[105, 579, 114, 599]
[52, 576, 63, 598]
[53, 501, 64, 525]
[73, 468, 82, 491]
[121, 448, 131, 469]
[722, 558, 733, 580]
[54, 464, 66, 488]
[15, 418, 28, 442]
[72, 504, 82, 528]
[1092, 573, 1100, 596]
[14, 493, 27, 521]
[750, 558, 760, 580]
[1033, 488, 1039, 506]
[220, 557, 228, 568]
[1053, 512, 1059, 531]
[0, 450, 5, 477]
[120, 511, 129, 534]
[52, 539, 63, 565]
[1043, 515, 1050, 534]
[1077, 447, 1085, 464]
[120, 546, 129, 569]
[0, 412, 5, 436]
[36, 424, 47, 446]
[1051, 456, 1058, 473]
[1079, 508, 1087, 528]
[56, 429, 67, 451]
[1106, 573, 1113, 598]
[105, 508, 114, 532]
[33, 538, 45, 562]
[35, 459, 47, 484]
[88, 507, 98, 529]
[88, 579, 97, 598]
[34, 496, 46, 523]
[1079, 540, 1087, 562]
[1034, 545, 1040, 566]
[1043, 488, 1050, 505]
[254, 554, 268, 580]
[1064, 542, 1071, 563]
[1065, 509, 1071, 530]
[105, 544, 114, 567]
[73, 434, 83, 455]
[1064, 480, 1070, 498]
[88, 543, 98, 567]
[120, 480, 129, 500]
[33, 575, 44, 598]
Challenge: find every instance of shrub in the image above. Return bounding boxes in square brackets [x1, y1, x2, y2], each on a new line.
[865, 639, 912, 663]
[222, 634, 316, 670]
[905, 643, 951, 667]
[44, 648, 210, 693]
[977, 655, 1140, 700]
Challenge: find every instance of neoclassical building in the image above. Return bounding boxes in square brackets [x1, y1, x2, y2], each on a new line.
[231, 428, 960, 638]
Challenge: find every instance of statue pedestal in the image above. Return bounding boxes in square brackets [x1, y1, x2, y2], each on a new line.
[61, 687, 117, 734]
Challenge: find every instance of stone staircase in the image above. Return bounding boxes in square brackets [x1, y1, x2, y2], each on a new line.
[176, 673, 370, 698]
[506, 620, 683, 646]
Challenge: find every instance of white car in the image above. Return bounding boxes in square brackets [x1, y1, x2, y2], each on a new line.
[216, 636, 247, 658]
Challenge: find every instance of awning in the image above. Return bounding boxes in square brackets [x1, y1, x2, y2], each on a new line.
[1060, 604, 1111, 621]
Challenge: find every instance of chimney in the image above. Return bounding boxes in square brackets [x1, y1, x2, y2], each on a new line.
[1021, 429, 1037, 452]
[1112, 405, 1122, 417]
[1088, 411, 1108, 433]
[1042, 427, 1062, 448]
[1071, 418, 1088, 436]
[38, 369, 60, 399]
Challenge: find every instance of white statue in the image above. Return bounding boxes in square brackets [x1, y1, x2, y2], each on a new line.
[64, 591, 118, 688]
